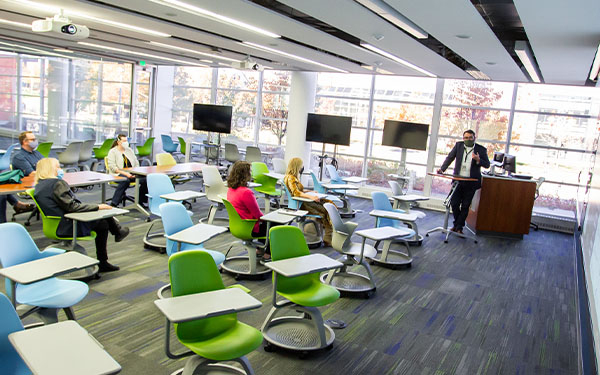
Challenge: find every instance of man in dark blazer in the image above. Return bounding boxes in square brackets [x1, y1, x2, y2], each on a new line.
[437, 129, 490, 233]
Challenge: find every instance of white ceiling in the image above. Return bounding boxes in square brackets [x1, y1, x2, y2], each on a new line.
[0, 0, 598, 86]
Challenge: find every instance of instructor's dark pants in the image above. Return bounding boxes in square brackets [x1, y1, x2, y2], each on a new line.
[450, 181, 479, 230]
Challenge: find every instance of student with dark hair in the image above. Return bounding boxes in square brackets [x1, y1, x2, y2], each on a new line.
[437, 129, 490, 234]
[106, 134, 148, 207]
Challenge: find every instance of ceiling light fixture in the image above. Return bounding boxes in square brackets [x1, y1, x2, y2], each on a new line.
[149, 0, 280, 38]
[354, 0, 427, 39]
[466, 68, 491, 80]
[241, 41, 347, 73]
[148, 41, 240, 62]
[588, 44, 600, 81]
[0, 41, 72, 58]
[360, 43, 435, 77]
[0, 18, 32, 29]
[78, 42, 206, 66]
[7, 0, 171, 37]
[515, 41, 541, 83]
[53, 48, 73, 53]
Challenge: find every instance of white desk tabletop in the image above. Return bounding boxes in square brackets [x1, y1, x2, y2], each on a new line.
[265, 254, 342, 277]
[65, 208, 129, 222]
[369, 209, 419, 221]
[260, 211, 296, 224]
[166, 223, 227, 245]
[264, 172, 284, 180]
[356, 226, 413, 241]
[0, 252, 98, 285]
[160, 190, 206, 201]
[392, 194, 429, 202]
[248, 182, 262, 188]
[388, 174, 410, 180]
[321, 183, 359, 190]
[276, 208, 308, 217]
[154, 288, 261, 323]
[9, 320, 121, 375]
[307, 192, 328, 199]
[342, 176, 368, 183]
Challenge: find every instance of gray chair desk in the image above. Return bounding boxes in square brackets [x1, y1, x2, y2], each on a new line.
[321, 183, 360, 218]
[9, 320, 121, 375]
[342, 176, 367, 184]
[166, 223, 228, 253]
[260, 211, 299, 250]
[356, 226, 415, 268]
[160, 190, 206, 202]
[391, 194, 429, 211]
[0, 252, 98, 307]
[264, 253, 342, 277]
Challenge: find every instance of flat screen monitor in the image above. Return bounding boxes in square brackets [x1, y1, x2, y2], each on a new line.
[305, 113, 352, 146]
[493, 151, 505, 165]
[381, 120, 429, 151]
[192, 104, 232, 134]
[503, 154, 516, 174]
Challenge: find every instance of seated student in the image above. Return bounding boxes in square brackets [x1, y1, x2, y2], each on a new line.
[34, 158, 129, 272]
[12, 131, 44, 177]
[106, 134, 148, 207]
[227, 161, 271, 259]
[283, 157, 333, 246]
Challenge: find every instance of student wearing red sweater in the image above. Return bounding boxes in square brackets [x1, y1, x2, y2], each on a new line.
[226, 161, 270, 258]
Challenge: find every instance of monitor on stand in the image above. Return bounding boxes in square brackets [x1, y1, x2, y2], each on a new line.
[503, 154, 516, 176]
[490, 151, 505, 175]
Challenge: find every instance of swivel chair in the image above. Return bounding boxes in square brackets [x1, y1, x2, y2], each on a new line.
[0, 143, 18, 171]
[309, 171, 344, 206]
[57, 141, 82, 172]
[144, 173, 181, 253]
[224, 143, 241, 168]
[261, 226, 340, 357]
[35, 141, 53, 158]
[325, 165, 344, 184]
[388, 180, 426, 218]
[0, 293, 29, 375]
[221, 199, 270, 279]
[158, 250, 263, 375]
[136, 137, 154, 166]
[323, 165, 357, 217]
[0, 223, 89, 324]
[156, 153, 191, 185]
[282, 183, 323, 248]
[321, 203, 377, 297]
[78, 139, 95, 171]
[244, 146, 262, 163]
[201, 165, 229, 225]
[104, 157, 135, 207]
[271, 158, 286, 174]
[92, 139, 112, 172]
[251, 162, 281, 213]
[161, 134, 179, 155]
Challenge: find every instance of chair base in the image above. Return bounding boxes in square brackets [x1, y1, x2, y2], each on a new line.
[144, 220, 167, 253]
[220, 256, 271, 280]
[370, 239, 413, 269]
[171, 355, 255, 375]
[339, 210, 357, 218]
[157, 284, 171, 299]
[319, 272, 375, 298]
[262, 315, 335, 354]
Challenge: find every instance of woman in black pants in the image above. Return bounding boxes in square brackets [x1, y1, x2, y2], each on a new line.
[33, 158, 129, 272]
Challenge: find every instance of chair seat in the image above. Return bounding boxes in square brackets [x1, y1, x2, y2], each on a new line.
[325, 195, 343, 206]
[177, 247, 226, 265]
[16, 278, 88, 308]
[388, 223, 416, 238]
[254, 187, 281, 196]
[181, 321, 263, 361]
[278, 280, 340, 307]
[344, 243, 378, 259]
[55, 233, 96, 242]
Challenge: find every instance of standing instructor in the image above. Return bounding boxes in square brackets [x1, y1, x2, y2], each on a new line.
[437, 129, 490, 234]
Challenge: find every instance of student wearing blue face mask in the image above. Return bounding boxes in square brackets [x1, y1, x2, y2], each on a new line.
[34, 158, 129, 272]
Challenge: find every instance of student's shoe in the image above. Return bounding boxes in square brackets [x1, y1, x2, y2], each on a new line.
[13, 202, 34, 214]
[98, 262, 120, 272]
[115, 227, 130, 243]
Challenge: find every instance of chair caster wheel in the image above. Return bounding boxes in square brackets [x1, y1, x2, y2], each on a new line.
[474, 240, 478, 244]
[299, 351, 309, 359]
[326, 343, 334, 351]
[24, 222, 30, 227]
[407, 263, 412, 268]
[264, 343, 276, 353]
[146, 217, 152, 222]
[425, 234, 429, 237]
[94, 273, 101, 280]
[234, 275, 241, 281]
[444, 240, 448, 243]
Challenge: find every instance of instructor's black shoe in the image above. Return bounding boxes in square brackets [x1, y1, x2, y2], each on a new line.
[98, 262, 120, 272]
[115, 227, 130, 243]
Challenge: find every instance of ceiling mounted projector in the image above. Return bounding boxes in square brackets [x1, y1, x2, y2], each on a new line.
[232, 58, 263, 71]
[32, 13, 89, 40]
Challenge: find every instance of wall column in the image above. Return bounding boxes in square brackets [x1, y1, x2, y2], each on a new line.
[152, 66, 175, 161]
[285, 71, 317, 166]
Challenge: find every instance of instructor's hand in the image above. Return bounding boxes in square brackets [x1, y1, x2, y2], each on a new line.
[437, 168, 444, 174]
[473, 152, 480, 163]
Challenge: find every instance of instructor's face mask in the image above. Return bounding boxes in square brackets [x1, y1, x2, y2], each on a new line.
[56, 168, 64, 179]
[464, 139, 475, 147]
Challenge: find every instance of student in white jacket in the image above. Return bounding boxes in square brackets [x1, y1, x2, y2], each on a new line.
[106, 134, 148, 207]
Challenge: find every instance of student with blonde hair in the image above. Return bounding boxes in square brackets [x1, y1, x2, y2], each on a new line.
[283, 157, 333, 246]
[34, 158, 129, 272]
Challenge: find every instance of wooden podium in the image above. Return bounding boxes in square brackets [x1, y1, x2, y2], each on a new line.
[467, 175, 536, 239]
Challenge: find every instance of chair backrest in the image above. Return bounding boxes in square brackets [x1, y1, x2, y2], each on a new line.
[326, 165, 343, 183]
[58, 141, 82, 164]
[137, 137, 155, 156]
[372, 191, 396, 228]
[272, 158, 286, 174]
[0, 143, 19, 171]
[147, 173, 175, 216]
[27, 189, 63, 240]
[222, 198, 257, 241]
[36, 141, 53, 158]
[0, 222, 43, 268]
[535, 177, 545, 199]
[323, 203, 345, 233]
[159, 202, 196, 256]
[0, 293, 28, 375]
[224, 143, 240, 163]
[245, 146, 262, 163]
[269, 226, 317, 294]
[251, 162, 278, 193]
[310, 171, 326, 194]
[177, 137, 187, 155]
[389, 180, 402, 196]
[78, 139, 95, 162]
[168, 250, 235, 342]
[202, 166, 228, 202]
[282, 181, 301, 210]
[156, 152, 177, 167]
[161, 134, 178, 153]
[202, 141, 219, 159]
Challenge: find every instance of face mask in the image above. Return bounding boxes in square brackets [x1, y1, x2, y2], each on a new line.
[464, 140, 474, 147]
[28, 140, 38, 149]
[299, 167, 304, 175]
[57, 169, 64, 179]
[121, 141, 129, 148]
